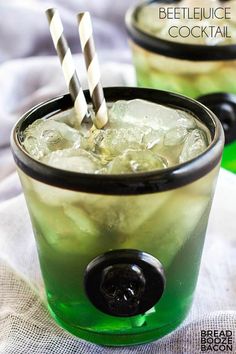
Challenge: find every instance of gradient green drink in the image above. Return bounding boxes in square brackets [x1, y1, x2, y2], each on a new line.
[11, 87, 224, 346]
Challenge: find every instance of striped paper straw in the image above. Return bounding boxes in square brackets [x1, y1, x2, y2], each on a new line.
[77, 12, 108, 129]
[46, 8, 88, 126]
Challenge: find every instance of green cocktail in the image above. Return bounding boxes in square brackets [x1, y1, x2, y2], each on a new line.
[11, 87, 224, 346]
[126, 0, 236, 98]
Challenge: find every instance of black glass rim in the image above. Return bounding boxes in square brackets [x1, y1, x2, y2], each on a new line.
[11, 87, 224, 195]
[125, 0, 236, 61]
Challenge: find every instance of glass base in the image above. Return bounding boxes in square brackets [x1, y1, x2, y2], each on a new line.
[48, 304, 188, 346]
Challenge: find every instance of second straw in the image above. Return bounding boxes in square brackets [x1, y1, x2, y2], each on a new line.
[78, 12, 108, 129]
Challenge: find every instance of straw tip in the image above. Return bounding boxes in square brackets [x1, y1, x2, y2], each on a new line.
[77, 11, 90, 22]
[45, 8, 57, 18]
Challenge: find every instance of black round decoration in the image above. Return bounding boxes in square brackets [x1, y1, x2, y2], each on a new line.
[198, 93, 236, 145]
[84, 249, 166, 317]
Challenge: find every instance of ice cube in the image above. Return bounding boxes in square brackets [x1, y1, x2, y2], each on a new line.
[41, 129, 67, 150]
[143, 129, 164, 150]
[108, 149, 168, 174]
[23, 135, 45, 159]
[93, 127, 150, 158]
[109, 99, 188, 132]
[30, 148, 100, 206]
[23, 118, 81, 158]
[164, 127, 188, 146]
[108, 100, 127, 126]
[180, 129, 208, 163]
[176, 110, 197, 129]
[64, 205, 99, 237]
[29, 197, 101, 254]
[80, 191, 171, 237]
[41, 148, 101, 173]
[52, 108, 76, 127]
[123, 191, 209, 267]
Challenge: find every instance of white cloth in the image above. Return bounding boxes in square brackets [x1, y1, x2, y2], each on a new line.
[0, 0, 136, 62]
[0, 0, 236, 353]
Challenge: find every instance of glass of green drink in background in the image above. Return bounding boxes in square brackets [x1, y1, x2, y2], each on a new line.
[126, 0, 236, 97]
[126, 0, 236, 172]
[11, 87, 224, 346]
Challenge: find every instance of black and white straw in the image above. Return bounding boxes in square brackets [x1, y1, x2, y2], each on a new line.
[77, 12, 108, 129]
[46, 8, 88, 125]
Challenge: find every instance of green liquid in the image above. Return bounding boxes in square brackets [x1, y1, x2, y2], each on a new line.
[42, 208, 208, 346]
[133, 48, 236, 99]
[222, 141, 236, 173]
[19, 166, 219, 346]
[136, 65, 236, 98]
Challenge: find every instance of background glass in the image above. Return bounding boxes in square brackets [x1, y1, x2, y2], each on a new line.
[126, 0, 236, 98]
